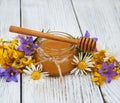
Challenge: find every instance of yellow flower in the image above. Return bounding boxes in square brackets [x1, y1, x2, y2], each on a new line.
[12, 50, 24, 59]
[92, 50, 106, 72]
[114, 67, 120, 75]
[12, 59, 25, 70]
[11, 39, 18, 45]
[0, 40, 34, 71]
[92, 72, 105, 86]
[11, 39, 18, 49]
[92, 50, 106, 64]
[106, 56, 115, 64]
[0, 47, 3, 57]
[12, 57, 35, 72]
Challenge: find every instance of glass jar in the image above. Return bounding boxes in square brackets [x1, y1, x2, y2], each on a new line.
[34, 31, 75, 76]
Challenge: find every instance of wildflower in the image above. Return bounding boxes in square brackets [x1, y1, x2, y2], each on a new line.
[99, 62, 117, 83]
[71, 52, 94, 75]
[92, 72, 105, 86]
[0, 68, 5, 78]
[18, 36, 37, 56]
[23, 64, 49, 84]
[4, 67, 19, 82]
[84, 31, 98, 41]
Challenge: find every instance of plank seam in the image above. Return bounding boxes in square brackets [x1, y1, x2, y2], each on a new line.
[99, 87, 106, 103]
[70, 0, 83, 36]
[20, 0, 22, 103]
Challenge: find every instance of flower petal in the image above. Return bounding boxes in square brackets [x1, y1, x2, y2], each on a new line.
[26, 66, 33, 72]
[106, 75, 112, 83]
[6, 77, 12, 82]
[75, 69, 80, 76]
[85, 68, 92, 71]
[23, 69, 32, 74]
[11, 76, 18, 82]
[92, 38, 98, 41]
[28, 37, 33, 43]
[84, 31, 90, 37]
[70, 68, 77, 74]
[31, 64, 36, 71]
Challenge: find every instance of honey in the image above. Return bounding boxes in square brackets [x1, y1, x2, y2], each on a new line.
[34, 32, 75, 76]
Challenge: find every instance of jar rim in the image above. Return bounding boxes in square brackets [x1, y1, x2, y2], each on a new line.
[38, 31, 75, 52]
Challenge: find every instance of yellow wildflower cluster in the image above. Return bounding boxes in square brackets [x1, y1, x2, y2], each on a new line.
[92, 50, 106, 72]
[92, 50, 117, 86]
[0, 39, 35, 72]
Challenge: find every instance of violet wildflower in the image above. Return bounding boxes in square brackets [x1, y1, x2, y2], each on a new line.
[99, 62, 117, 83]
[18, 36, 37, 56]
[4, 67, 19, 82]
[84, 31, 98, 51]
[0, 68, 5, 78]
[84, 31, 98, 41]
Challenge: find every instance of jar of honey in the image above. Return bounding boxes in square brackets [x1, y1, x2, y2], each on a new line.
[34, 31, 75, 76]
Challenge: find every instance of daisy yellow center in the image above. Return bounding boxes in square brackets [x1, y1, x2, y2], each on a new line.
[77, 61, 87, 70]
[31, 71, 41, 80]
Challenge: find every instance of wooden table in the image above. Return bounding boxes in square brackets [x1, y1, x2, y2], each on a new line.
[0, 0, 120, 103]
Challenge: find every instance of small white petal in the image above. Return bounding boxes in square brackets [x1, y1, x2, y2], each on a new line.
[83, 53, 88, 61]
[85, 58, 91, 63]
[23, 69, 32, 75]
[85, 68, 92, 71]
[75, 69, 80, 76]
[73, 55, 79, 63]
[31, 64, 36, 71]
[71, 62, 76, 65]
[79, 52, 83, 60]
[36, 65, 40, 71]
[83, 70, 87, 75]
[87, 62, 95, 65]
[88, 65, 94, 67]
[70, 68, 77, 74]
[73, 59, 78, 64]
[41, 72, 49, 77]
[39, 64, 43, 71]
[80, 70, 83, 76]
[26, 66, 33, 73]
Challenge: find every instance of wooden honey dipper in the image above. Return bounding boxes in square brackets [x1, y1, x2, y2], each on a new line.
[9, 25, 96, 52]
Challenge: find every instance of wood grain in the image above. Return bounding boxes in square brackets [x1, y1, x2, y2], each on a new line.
[21, 0, 104, 103]
[72, 0, 120, 102]
[0, 0, 120, 103]
[0, 0, 20, 103]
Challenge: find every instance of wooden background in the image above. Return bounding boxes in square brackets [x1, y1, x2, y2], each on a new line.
[0, 0, 120, 103]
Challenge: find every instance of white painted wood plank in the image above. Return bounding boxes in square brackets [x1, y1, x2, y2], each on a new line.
[21, 0, 104, 103]
[0, 0, 20, 40]
[0, 0, 20, 103]
[21, 0, 80, 36]
[72, 0, 120, 102]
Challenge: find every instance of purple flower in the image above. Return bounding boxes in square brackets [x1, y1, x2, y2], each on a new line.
[4, 67, 19, 82]
[84, 31, 98, 41]
[18, 36, 37, 56]
[84, 31, 98, 51]
[99, 62, 117, 83]
[0, 68, 6, 78]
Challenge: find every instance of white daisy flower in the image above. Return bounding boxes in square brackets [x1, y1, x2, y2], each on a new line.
[70, 52, 94, 76]
[23, 63, 49, 85]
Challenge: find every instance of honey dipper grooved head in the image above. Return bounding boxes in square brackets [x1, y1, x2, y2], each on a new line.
[78, 37, 96, 52]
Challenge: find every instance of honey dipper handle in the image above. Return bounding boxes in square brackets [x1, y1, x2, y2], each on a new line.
[9, 26, 78, 44]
